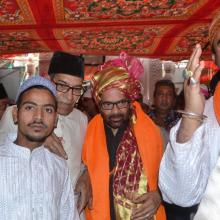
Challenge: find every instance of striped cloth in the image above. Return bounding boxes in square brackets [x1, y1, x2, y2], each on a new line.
[0, 139, 79, 220]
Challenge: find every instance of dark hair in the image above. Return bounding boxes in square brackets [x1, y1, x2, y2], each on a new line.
[153, 79, 176, 98]
[16, 85, 57, 110]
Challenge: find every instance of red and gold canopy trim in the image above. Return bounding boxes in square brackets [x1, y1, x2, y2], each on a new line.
[1, 0, 220, 61]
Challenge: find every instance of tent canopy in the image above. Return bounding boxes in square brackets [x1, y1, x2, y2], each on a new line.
[1, 0, 220, 61]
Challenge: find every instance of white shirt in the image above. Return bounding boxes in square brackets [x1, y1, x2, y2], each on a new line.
[0, 139, 80, 220]
[194, 156, 220, 220]
[0, 106, 87, 187]
[159, 96, 220, 207]
[55, 109, 87, 186]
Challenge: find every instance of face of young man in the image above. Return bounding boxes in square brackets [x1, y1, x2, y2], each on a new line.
[52, 73, 83, 116]
[99, 88, 131, 130]
[154, 85, 175, 113]
[14, 88, 57, 148]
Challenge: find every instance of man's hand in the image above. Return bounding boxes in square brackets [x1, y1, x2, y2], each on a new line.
[74, 169, 93, 213]
[177, 44, 205, 143]
[184, 44, 205, 116]
[129, 191, 161, 220]
[44, 132, 68, 159]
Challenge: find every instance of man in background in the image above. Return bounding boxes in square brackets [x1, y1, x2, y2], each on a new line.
[148, 79, 180, 149]
[149, 80, 179, 132]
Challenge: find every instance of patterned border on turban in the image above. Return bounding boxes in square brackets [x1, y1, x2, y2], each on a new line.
[91, 52, 144, 104]
[209, 11, 220, 50]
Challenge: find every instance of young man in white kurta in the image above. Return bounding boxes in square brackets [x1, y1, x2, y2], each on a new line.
[0, 76, 79, 220]
[0, 105, 87, 186]
[0, 136, 79, 220]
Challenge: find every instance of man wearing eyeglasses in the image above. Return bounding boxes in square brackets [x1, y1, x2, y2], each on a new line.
[0, 52, 90, 219]
[82, 53, 166, 220]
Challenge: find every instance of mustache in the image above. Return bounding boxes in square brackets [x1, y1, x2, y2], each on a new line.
[109, 114, 124, 120]
[28, 121, 47, 128]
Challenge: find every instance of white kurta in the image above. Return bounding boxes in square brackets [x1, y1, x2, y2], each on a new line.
[194, 157, 220, 220]
[0, 106, 87, 187]
[159, 96, 220, 207]
[55, 109, 87, 186]
[0, 140, 79, 220]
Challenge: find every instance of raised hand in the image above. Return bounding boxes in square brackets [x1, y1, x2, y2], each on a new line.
[184, 44, 205, 115]
[177, 44, 205, 143]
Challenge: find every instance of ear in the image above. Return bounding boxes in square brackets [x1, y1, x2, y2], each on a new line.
[12, 106, 18, 125]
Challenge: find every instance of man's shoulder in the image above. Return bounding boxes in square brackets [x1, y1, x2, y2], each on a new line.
[72, 108, 87, 118]
[43, 147, 68, 168]
[0, 141, 17, 157]
[0, 143, 11, 156]
[65, 108, 88, 124]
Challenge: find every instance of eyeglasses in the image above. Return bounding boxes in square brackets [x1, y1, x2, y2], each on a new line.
[100, 99, 130, 110]
[53, 82, 84, 96]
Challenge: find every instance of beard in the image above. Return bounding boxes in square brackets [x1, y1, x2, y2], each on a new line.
[103, 112, 130, 129]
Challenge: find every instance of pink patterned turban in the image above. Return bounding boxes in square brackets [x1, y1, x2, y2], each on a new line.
[91, 52, 144, 104]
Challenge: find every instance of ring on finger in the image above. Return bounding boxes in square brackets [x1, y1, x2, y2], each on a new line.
[183, 69, 193, 79]
[188, 76, 198, 86]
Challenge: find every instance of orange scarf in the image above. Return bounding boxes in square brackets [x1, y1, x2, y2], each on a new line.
[82, 101, 166, 220]
[214, 82, 220, 124]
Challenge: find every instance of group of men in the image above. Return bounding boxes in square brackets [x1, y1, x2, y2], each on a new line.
[0, 49, 166, 220]
[1, 11, 220, 220]
[0, 52, 89, 219]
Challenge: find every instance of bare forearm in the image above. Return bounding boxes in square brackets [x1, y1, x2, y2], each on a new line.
[177, 117, 202, 143]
